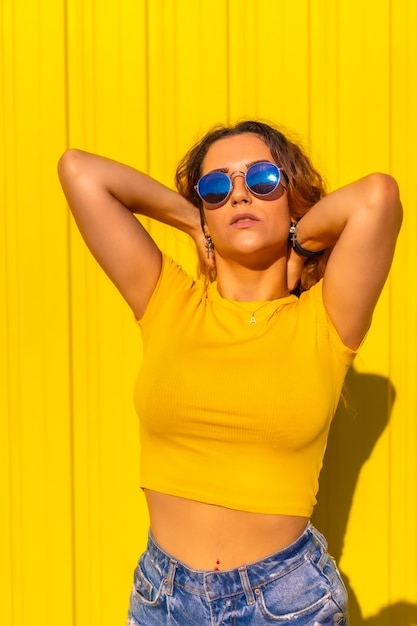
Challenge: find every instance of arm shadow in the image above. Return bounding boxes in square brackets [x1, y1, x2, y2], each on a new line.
[312, 366, 417, 625]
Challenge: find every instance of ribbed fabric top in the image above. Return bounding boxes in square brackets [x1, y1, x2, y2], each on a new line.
[134, 255, 356, 516]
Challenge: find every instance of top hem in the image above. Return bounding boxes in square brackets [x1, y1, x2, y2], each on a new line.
[140, 483, 313, 518]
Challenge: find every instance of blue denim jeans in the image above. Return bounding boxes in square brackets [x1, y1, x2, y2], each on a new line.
[127, 522, 348, 625]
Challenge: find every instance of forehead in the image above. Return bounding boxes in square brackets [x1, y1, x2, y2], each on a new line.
[202, 133, 274, 173]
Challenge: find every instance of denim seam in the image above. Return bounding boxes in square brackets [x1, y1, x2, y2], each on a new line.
[308, 557, 346, 615]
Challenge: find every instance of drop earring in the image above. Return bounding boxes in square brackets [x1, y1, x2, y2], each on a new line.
[204, 234, 214, 259]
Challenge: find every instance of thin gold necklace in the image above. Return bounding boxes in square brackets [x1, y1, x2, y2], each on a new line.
[228, 293, 290, 325]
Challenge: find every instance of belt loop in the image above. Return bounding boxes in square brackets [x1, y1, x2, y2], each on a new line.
[311, 526, 328, 571]
[164, 559, 177, 596]
[311, 525, 328, 551]
[238, 567, 255, 605]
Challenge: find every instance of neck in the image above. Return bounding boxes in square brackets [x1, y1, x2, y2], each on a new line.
[215, 257, 289, 302]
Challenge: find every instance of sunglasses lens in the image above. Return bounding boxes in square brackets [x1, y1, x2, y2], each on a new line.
[197, 171, 231, 205]
[246, 162, 280, 195]
[197, 162, 281, 205]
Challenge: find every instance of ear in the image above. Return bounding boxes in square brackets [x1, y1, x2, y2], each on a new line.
[289, 208, 300, 225]
[288, 216, 298, 239]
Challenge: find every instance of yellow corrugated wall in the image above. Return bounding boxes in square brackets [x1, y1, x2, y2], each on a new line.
[1, 1, 416, 624]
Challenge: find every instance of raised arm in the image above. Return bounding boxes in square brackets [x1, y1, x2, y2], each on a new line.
[293, 173, 403, 349]
[58, 149, 201, 319]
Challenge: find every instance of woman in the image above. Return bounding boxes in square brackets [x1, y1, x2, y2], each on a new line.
[58, 120, 402, 625]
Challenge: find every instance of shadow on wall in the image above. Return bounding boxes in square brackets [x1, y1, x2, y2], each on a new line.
[312, 367, 417, 626]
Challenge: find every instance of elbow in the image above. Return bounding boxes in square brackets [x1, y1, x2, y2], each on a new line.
[57, 148, 85, 183]
[365, 172, 403, 231]
[366, 172, 399, 203]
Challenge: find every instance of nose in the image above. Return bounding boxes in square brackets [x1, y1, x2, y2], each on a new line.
[229, 170, 250, 204]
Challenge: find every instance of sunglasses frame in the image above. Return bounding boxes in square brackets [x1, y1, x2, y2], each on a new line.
[195, 161, 285, 207]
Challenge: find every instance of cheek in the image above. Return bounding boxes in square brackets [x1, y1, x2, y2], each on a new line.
[268, 200, 291, 225]
[203, 211, 222, 235]
[279, 201, 292, 228]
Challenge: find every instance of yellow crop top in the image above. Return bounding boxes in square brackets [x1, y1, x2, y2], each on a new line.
[134, 254, 357, 517]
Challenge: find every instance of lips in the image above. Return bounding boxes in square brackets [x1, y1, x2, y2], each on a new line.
[230, 212, 260, 226]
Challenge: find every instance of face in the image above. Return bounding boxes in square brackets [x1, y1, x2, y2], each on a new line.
[200, 133, 290, 268]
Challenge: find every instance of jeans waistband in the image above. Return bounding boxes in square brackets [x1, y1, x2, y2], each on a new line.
[146, 522, 327, 603]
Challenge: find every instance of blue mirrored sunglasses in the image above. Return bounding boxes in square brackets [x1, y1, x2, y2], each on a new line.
[195, 161, 285, 207]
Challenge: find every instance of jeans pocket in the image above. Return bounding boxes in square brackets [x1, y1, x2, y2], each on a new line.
[256, 561, 334, 621]
[132, 553, 165, 607]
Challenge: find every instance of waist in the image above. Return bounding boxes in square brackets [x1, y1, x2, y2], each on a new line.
[144, 521, 327, 599]
[144, 489, 309, 570]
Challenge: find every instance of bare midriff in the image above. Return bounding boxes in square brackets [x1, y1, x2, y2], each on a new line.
[144, 489, 309, 571]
